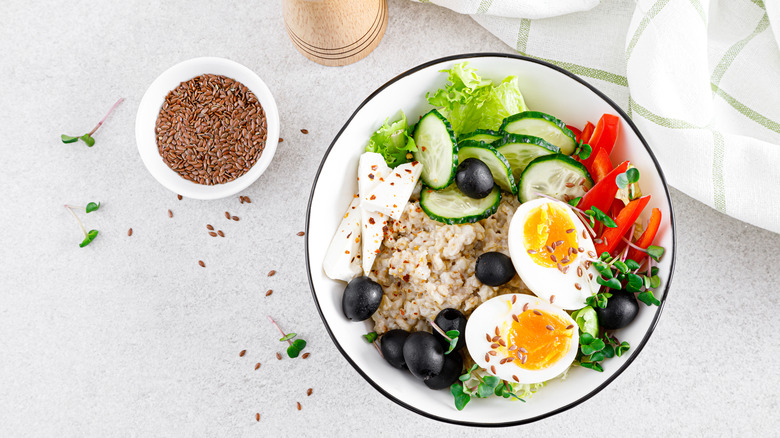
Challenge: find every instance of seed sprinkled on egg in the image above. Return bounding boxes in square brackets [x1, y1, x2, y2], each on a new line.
[546, 325, 554, 331]
[491, 343, 499, 349]
[550, 295, 556, 304]
[566, 228, 575, 233]
[511, 295, 517, 304]
[488, 351, 497, 356]
[527, 249, 537, 254]
[550, 254, 558, 263]
[566, 324, 574, 330]
[485, 353, 490, 362]
[512, 314, 519, 323]
[519, 347, 527, 354]
[575, 283, 582, 290]
[533, 310, 542, 316]
[512, 375, 519, 382]
[491, 365, 496, 374]
[523, 303, 529, 312]
[485, 333, 492, 342]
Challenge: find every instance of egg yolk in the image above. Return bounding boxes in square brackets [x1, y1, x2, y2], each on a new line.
[508, 309, 573, 370]
[523, 203, 579, 268]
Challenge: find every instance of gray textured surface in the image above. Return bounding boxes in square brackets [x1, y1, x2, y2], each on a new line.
[1, 0, 779, 436]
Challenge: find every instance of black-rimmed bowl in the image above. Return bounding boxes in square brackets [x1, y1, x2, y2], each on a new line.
[305, 53, 676, 426]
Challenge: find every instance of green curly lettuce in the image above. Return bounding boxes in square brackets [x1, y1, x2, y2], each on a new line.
[426, 62, 528, 136]
[365, 111, 417, 167]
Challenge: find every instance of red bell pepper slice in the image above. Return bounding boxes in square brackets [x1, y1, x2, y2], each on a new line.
[590, 147, 613, 183]
[627, 208, 662, 262]
[577, 161, 630, 214]
[582, 114, 620, 170]
[567, 125, 582, 140]
[579, 122, 595, 144]
[595, 195, 651, 255]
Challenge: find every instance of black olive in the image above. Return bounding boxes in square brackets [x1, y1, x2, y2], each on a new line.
[424, 352, 463, 390]
[433, 308, 467, 352]
[475, 252, 516, 286]
[380, 329, 410, 369]
[595, 291, 639, 330]
[341, 276, 384, 321]
[402, 331, 444, 380]
[455, 158, 494, 199]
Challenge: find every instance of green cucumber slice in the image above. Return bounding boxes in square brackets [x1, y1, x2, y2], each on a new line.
[458, 129, 502, 144]
[457, 141, 516, 194]
[518, 154, 593, 203]
[500, 111, 577, 155]
[420, 184, 501, 224]
[495, 134, 559, 184]
[413, 109, 458, 190]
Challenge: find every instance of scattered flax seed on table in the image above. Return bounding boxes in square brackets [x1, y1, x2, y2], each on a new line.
[206, 224, 214, 230]
[300, 129, 308, 134]
[306, 388, 313, 396]
[302, 352, 310, 359]
[198, 260, 205, 268]
[296, 402, 302, 411]
[239, 350, 246, 357]
[278, 137, 284, 143]
[208, 232, 217, 237]
[244, 196, 252, 203]
[276, 352, 282, 360]
[297, 231, 305, 236]
[168, 209, 173, 218]
[225, 211, 230, 219]
[218, 230, 225, 237]
[127, 228, 133, 236]
[255, 413, 260, 422]
[232, 216, 240, 221]
[265, 290, 273, 296]
[177, 194, 182, 200]
[254, 363, 261, 370]
[267, 270, 276, 277]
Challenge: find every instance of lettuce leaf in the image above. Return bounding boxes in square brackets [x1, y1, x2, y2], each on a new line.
[426, 63, 527, 136]
[365, 111, 417, 167]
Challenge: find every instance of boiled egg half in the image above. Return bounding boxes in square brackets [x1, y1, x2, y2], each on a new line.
[465, 294, 578, 384]
[508, 198, 600, 310]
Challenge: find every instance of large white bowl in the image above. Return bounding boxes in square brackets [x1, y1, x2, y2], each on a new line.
[135, 57, 279, 200]
[305, 54, 676, 426]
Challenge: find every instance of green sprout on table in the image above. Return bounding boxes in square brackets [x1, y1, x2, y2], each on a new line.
[61, 98, 124, 147]
[64, 202, 101, 247]
[268, 316, 307, 358]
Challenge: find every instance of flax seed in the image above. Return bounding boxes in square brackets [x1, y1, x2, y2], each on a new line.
[239, 350, 246, 357]
[168, 209, 173, 218]
[302, 353, 310, 359]
[268, 270, 276, 277]
[255, 363, 261, 370]
[488, 350, 497, 356]
[300, 129, 308, 134]
[276, 352, 282, 360]
[533, 310, 542, 316]
[218, 230, 225, 237]
[232, 216, 240, 221]
[207, 224, 214, 230]
[225, 211, 231, 219]
[209, 231, 217, 237]
[198, 260, 205, 268]
[523, 303, 529, 312]
[550, 295, 556, 303]
[546, 325, 554, 331]
[256, 413, 260, 422]
[491, 365, 496, 374]
[297, 231, 305, 236]
[491, 343, 500, 349]
[307, 388, 313, 396]
[127, 228, 133, 236]
[297, 402, 302, 411]
[177, 194, 183, 200]
[265, 289, 273, 296]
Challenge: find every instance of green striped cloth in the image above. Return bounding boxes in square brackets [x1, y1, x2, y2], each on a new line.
[415, 0, 780, 234]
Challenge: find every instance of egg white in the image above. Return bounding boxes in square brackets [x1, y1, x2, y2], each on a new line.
[465, 294, 579, 384]
[508, 198, 600, 310]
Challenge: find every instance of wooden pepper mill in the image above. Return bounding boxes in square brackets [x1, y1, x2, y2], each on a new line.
[282, 0, 389, 67]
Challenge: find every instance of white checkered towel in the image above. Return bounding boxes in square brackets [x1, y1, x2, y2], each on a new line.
[415, 0, 780, 234]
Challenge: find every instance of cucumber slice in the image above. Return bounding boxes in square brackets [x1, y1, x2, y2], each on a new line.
[420, 184, 501, 225]
[457, 141, 516, 194]
[495, 134, 559, 183]
[458, 129, 502, 144]
[413, 109, 458, 190]
[518, 154, 593, 203]
[500, 111, 577, 155]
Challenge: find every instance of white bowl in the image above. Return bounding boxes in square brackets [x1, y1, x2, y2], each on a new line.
[305, 53, 676, 426]
[135, 57, 279, 200]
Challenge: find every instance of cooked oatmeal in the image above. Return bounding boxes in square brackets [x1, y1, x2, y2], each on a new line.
[370, 196, 532, 334]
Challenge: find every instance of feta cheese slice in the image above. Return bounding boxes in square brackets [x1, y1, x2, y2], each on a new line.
[358, 152, 391, 275]
[361, 161, 422, 220]
[323, 196, 362, 282]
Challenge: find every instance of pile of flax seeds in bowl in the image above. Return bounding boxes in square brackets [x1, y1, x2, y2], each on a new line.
[155, 74, 267, 185]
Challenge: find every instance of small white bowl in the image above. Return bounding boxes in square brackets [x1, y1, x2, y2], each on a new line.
[135, 57, 279, 200]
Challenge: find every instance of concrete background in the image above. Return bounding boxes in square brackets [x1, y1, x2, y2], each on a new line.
[1, 0, 778, 436]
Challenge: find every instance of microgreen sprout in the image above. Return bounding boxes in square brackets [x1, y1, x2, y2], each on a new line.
[430, 321, 460, 354]
[578, 332, 630, 372]
[589, 250, 663, 307]
[61, 98, 124, 147]
[584, 206, 617, 228]
[574, 142, 592, 160]
[267, 316, 307, 358]
[450, 364, 526, 410]
[64, 203, 100, 247]
[362, 331, 384, 357]
[616, 168, 640, 189]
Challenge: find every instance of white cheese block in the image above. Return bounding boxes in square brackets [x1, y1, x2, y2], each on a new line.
[358, 152, 392, 275]
[360, 209, 387, 275]
[358, 152, 391, 200]
[323, 196, 362, 282]
[361, 161, 422, 220]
